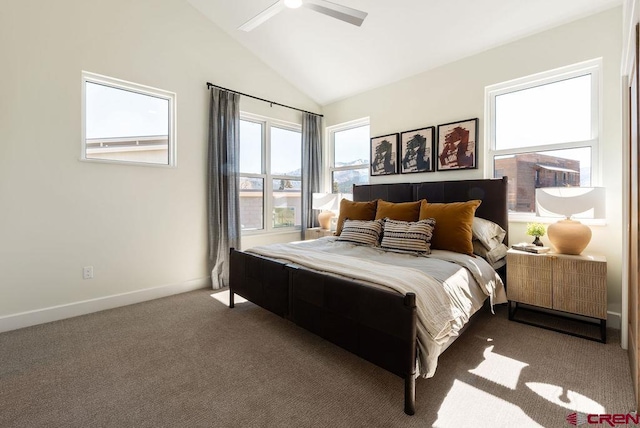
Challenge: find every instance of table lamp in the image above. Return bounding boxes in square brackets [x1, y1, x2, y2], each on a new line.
[312, 193, 343, 230]
[535, 187, 605, 255]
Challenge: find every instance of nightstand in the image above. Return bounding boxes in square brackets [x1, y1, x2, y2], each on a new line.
[304, 227, 335, 240]
[506, 248, 607, 343]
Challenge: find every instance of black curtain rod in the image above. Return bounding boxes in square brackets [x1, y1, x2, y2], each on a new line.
[206, 82, 323, 117]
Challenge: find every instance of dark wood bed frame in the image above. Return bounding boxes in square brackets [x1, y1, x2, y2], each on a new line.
[228, 177, 508, 415]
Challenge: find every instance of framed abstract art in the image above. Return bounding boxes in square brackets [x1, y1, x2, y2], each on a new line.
[436, 118, 478, 171]
[400, 127, 434, 174]
[370, 133, 399, 176]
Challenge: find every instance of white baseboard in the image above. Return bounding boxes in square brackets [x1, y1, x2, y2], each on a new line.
[608, 310, 622, 330]
[0, 277, 210, 333]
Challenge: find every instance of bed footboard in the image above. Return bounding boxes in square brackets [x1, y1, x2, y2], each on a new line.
[228, 249, 418, 415]
[229, 248, 289, 317]
[288, 266, 418, 415]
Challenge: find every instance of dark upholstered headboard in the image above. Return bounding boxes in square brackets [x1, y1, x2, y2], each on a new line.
[353, 177, 509, 245]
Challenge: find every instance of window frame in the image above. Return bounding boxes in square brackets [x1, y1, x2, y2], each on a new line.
[326, 117, 370, 193]
[239, 112, 302, 236]
[81, 71, 177, 167]
[484, 59, 602, 222]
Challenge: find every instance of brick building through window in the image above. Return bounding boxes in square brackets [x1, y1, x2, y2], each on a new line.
[495, 153, 580, 213]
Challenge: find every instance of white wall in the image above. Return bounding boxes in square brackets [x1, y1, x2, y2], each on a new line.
[0, 0, 318, 325]
[323, 8, 624, 312]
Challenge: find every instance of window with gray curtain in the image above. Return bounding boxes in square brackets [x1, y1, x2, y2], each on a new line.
[301, 113, 323, 237]
[207, 88, 240, 289]
[238, 113, 303, 234]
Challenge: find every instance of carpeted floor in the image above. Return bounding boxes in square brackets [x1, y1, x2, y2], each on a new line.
[0, 289, 635, 428]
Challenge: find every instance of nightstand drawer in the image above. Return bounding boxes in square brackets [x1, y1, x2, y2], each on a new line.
[553, 258, 607, 318]
[507, 252, 553, 308]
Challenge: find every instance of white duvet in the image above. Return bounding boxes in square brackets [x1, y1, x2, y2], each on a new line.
[246, 237, 507, 378]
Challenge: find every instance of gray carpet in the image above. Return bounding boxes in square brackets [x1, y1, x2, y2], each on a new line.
[0, 289, 634, 428]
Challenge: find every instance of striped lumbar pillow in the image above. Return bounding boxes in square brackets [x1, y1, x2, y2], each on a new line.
[337, 219, 384, 246]
[381, 218, 436, 254]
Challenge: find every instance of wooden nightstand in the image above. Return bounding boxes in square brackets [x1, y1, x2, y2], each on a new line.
[304, 227, 335, 240]
[506, 248, 607, 343]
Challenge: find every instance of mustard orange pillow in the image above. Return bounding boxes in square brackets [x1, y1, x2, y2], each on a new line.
[374, 200, 422, 222]
[336, 199, 378, 236]
[419, 200, 481, 255]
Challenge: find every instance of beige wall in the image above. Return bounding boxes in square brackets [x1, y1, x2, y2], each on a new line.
[0, 0, 318, 318]
[323, 8, 624, 313]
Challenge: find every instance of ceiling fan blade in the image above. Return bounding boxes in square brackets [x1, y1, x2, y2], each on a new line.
[303, 0, 367, 27]
[238, 1, 286, 32]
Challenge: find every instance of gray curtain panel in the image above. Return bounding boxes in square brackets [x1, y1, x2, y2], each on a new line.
[301, 112, 323, 238]
[207, 88, 241, 289]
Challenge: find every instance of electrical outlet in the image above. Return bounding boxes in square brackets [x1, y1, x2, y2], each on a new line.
[83, 266, 94, 280]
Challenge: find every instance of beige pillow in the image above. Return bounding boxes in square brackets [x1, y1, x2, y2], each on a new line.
[335, 199, 378, 236]
[375, 200, 422, 222]
[419, 200, 481, 255]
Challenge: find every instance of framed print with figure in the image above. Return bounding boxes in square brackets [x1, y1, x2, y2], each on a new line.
[436, 118, 478, 171]
[370, 133, 398, 176]
[400, 127, 434, 174]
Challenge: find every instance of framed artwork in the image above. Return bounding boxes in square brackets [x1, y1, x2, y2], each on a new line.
[370, 133, 399, 176]
[436, 118, 479, 171]
[400, 127, 435, 174]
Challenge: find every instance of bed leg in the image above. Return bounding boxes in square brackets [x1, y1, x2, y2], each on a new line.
[404, 375, 416, 415]
[229, 290, 235, 309]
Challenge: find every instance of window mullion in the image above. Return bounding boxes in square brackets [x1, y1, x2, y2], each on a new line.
[264, 119, 272, 232]
[272, 175, 302, 180]
[592, 67, 601, 185]
[331, 165, 366, 172]
[490, 139, 598, 158]
[240, 173, 266, 179]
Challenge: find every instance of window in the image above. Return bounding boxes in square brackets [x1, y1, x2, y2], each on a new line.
[485, 59, 600, 217]
[328, 118, 370, 193]
[81, 71, 176, 166]
[239, 114, 302, 233]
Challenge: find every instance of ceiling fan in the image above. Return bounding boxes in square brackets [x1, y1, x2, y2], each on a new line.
[238, 0, 368, 32]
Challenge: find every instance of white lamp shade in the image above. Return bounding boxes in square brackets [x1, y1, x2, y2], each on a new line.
[535, 187, 605, 219]
[312, 193, 352, 211]
[283, 0, 303, 8]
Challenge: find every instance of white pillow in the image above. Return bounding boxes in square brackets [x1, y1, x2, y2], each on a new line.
[472, 217, 506, 251]
[472, 240, 509, 265]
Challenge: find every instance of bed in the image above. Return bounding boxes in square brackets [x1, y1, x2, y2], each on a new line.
[228, 177, 509, 415]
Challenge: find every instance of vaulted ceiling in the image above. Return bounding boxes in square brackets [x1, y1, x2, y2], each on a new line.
[186, 0, 621, 105]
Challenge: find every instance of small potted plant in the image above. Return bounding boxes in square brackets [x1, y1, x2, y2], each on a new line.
[526, 222, 546, 246]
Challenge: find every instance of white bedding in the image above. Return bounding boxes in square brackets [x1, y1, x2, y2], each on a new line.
[246, 237, 507, 378]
